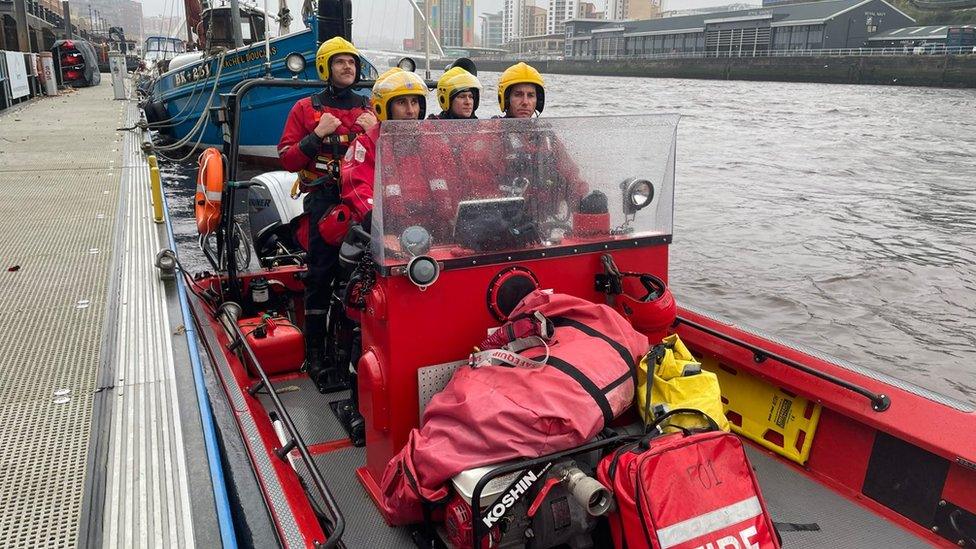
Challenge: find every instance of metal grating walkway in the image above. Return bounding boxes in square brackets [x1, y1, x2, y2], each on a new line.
[0, 80, 217, 548]
[96, 102, 197, 547]
[0, 83, 124, 548]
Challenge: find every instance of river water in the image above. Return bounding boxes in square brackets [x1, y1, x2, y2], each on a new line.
[159, 73, 976, 405]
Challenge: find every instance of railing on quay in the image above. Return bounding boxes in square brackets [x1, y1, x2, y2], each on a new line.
[499, 45, 976, 62]
[0, 49, 46, 112]
[581, 45, 976, 62]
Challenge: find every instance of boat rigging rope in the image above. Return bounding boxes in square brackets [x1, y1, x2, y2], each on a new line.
[153, 52, 227, 160]
[137, 15, 219, 131]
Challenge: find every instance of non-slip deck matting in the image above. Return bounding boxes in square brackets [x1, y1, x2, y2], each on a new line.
[745, 446, 932, 548]
[301, 447, 415, 548]
[258, 376, 349, 446]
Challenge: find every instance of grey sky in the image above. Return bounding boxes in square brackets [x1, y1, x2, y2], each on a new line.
[140, 0, 760, 46]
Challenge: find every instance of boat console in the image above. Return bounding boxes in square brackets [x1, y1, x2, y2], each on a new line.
[357, 115, 678, 507]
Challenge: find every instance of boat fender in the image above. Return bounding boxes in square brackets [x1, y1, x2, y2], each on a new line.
[195, 147, 224, 235]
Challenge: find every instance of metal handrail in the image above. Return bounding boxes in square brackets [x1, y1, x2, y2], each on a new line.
[579, 45, 976, 61]
[219, 305, 346, 548]
[674, 315, 890, 412]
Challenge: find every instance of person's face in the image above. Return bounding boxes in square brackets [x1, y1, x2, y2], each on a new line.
[507, 84, 538, 118]
[450, 91, 475, 118]
[389, 95, 421, 120]
[330, 54, 357, 87]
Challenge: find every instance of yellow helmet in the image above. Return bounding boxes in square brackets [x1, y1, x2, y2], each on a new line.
[371, 68, 428, 121]
[436, 67, 482, 113]
[315, 37, 361, 83]
[497, 62, 545, 114]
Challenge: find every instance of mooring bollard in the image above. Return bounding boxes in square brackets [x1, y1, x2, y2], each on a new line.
[148, 154, 163, 223]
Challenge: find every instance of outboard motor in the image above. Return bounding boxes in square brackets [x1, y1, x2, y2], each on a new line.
[246, 171, 305, 264]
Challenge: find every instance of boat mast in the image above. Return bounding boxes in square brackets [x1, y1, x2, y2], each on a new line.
[263, 0, 272, 76]
[230, 0, 245, 48]
[424, 0, 430, 78]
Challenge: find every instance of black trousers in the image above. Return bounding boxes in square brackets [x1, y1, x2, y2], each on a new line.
[304, 186, 340, 349]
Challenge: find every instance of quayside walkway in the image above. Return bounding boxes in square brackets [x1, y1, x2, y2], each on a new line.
[0, 80, 223, 547]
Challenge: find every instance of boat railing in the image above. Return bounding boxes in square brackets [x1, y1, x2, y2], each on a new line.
[674, 314, 891, 412]
[218, 303, 346, 547]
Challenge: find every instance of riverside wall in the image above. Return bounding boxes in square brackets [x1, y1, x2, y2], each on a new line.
[473, 55, 976, 88]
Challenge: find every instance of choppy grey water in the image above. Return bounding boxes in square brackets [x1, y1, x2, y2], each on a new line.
[160, 73, 976, 405]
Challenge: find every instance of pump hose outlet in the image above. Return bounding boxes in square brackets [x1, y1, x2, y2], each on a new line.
[557, 464, 614, 516]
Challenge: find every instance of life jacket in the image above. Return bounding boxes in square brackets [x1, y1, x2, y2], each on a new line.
[299, 89, 369, 190]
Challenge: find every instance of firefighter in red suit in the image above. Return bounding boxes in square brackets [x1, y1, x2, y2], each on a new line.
[497, 62, 590, 224]
[340, 67, 501, 243]
[333, 67, 429, 445]
[430, 66, 482, 120]
[339, 68, 430, 225]
[278, 36, 377, 391]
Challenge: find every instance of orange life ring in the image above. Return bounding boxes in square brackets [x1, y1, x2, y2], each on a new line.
[195, 147, 224, 234]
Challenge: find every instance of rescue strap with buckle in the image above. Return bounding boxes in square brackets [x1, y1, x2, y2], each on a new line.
[479, 311, 554, 351]
[468, 346, 614, 427]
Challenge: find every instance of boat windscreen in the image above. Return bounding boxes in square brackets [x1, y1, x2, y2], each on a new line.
[371, 114, 678, 267]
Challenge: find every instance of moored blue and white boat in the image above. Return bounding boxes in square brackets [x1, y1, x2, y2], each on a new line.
[142, 1, 377, 163]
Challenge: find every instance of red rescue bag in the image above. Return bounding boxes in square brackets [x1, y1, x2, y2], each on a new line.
[598, 409, 780, 549]
[379, 290, 648, 525]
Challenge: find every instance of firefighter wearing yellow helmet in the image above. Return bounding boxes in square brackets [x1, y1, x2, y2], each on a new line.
[498, 62, 545, 118]
[371, 67, 428, 121]
[433, 67, 482, 119]
[314, 36, 362, 85]
[278, 35, 377, 392]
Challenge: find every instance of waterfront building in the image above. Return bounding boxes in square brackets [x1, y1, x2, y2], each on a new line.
[528, 5, 547, 36]
[607, 0, 661, 21]
[0, 1, 59, 51]
[509, 32, 566, 55]
[503, 0, 523, 44]
[546, 0, 578, 35]
[480, 10, 504, 47]
[867, 24, 976, 48]
[412, 0, 476, 49]
[577, 2, 606, 20]
[566, 0, 916, 59]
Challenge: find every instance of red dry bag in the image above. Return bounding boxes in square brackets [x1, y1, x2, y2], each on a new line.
[597, 409, 780, 549]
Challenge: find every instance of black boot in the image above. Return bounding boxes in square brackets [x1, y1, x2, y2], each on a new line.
[304, 346, 324, 385]
[315, 362, 347, 394]
[335, 398, 365, 447]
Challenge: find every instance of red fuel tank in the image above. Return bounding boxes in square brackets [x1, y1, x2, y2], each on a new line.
[237, 316, 305, 377]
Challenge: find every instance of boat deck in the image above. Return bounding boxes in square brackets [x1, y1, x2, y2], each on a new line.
[277, 374, 934, 548]
[0, 80, 222, 547]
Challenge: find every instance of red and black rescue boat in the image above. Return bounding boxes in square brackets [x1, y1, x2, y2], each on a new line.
[174, 77, 976, 549]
